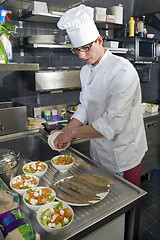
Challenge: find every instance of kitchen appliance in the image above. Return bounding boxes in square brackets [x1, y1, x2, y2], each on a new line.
[135, 37, 159, 62]
[119, 36, 159, 63]
[0, 101, 27, 136]
[0, 149, 20, 184]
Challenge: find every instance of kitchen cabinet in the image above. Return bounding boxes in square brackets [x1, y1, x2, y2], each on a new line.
[142, 111, 160, 177]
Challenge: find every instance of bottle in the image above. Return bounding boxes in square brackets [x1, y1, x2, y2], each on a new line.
[135, 18, 139, 36]
[44, 110, 51, 122]
[138, 19, 144, 37]
[0, 8, 12, 63]
[129, 17, 135, 37]
[142, 15, 147, 38]
[0, 34, 12, 62]
[0, 38, 8, 63]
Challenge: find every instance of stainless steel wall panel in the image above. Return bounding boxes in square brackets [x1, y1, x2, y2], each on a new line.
[35, 70, 81, 91]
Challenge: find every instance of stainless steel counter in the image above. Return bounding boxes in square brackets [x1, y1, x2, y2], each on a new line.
[141, 110, 160, 177]
[143, 110, 160, 119]
[0, 130, 147, 240]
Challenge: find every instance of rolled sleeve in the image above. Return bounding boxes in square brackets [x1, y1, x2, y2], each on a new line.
[71, 89, 88, 125]
[71, 104, 88, 125]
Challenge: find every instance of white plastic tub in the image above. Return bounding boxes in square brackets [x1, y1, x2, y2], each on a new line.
[145, 103, 159, 113]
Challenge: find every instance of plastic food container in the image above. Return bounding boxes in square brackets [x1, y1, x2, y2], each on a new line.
[145, 103, 159, 113]
[103, 41, 119, 48]
[94, 7, 107, 22]
[141, 103, 146, 114]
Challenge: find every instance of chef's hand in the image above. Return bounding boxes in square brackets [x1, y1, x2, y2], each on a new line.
[54, 131, 72, 151]
[50, 129, 62, 135]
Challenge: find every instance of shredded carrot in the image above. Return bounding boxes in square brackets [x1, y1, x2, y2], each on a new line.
[24, 160, 46, 173]
[52, 154, 73, 165]
[25, 188, 54, 205]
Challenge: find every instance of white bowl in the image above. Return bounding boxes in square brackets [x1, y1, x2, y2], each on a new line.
[37, 201, 74, 233]
[147, 34, 155, 39]
[51, 154, 75, 172]
[48, 132, 70, 152]
[23, 186, 56, 211]
[22, 161, 48, 178]
[10, 174, 39, 196]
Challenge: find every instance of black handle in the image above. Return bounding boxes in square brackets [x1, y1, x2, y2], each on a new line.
[146, 121, 158, 128]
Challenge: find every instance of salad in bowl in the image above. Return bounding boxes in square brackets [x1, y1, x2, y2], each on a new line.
[23, 187, 56, 211]
[37, 201, 74, 232]
[51, 154, 74, 172]
[23, 160, 48, 177]
[10, 174, 39, 195]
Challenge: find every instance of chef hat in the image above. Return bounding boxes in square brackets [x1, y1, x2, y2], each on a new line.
[57, 4, 100, 48]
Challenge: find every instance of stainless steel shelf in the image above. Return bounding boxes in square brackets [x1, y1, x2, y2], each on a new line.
[19, 11, 60, 23]
[19, 11, 127, 30]
[32, 43, 71, 48]
[0, 63, 39, 71]
[32, 43, 128, 54]
[95, 21, 127, 30]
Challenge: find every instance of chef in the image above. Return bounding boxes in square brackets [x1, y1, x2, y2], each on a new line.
[52, 4, 148, 187]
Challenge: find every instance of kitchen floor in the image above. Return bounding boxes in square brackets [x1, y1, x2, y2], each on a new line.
[138, 170, 160, 240]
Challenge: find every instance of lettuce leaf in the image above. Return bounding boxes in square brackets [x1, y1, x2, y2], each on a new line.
[0, 24, 18, 36]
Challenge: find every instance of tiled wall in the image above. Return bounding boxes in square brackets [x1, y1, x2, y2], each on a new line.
[0, 0, 160, 116]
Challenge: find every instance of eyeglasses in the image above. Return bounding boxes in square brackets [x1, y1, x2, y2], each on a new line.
[71, 40, 96, 54]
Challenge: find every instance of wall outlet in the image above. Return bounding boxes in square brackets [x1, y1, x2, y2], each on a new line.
[136, 67, 150, 83]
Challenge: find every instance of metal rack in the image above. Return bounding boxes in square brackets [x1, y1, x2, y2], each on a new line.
[19, 10, 127, 31]
[19, 11, 60, 23]
[27, 42, 128, 54]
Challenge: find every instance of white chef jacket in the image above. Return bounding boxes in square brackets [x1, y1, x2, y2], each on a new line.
[72, 50, 148, 173]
